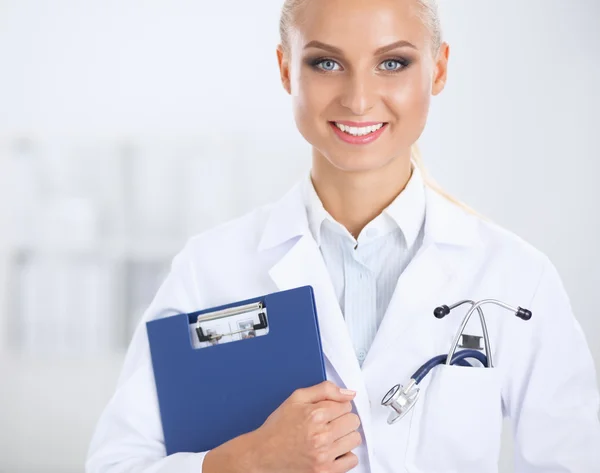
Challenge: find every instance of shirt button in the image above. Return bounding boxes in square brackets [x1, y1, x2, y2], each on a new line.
[357, 349, 367, 362]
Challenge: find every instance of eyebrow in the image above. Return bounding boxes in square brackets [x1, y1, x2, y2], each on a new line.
[303, 40, 417, 55]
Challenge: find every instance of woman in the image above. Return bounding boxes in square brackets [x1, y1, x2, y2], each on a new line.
[86, 0, 600, 472]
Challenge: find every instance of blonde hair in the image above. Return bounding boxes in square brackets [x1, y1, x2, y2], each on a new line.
[280, 0, 480, 216]
[410, 143, 480, 215]
[280, 0, 442, 54]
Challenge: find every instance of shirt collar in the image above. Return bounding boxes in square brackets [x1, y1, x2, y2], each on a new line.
[301, 162, 426, 250]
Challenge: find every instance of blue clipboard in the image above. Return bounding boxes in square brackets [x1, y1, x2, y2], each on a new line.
[146, 285, 327, 455]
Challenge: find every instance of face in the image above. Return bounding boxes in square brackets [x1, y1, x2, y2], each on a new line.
[277, 0, 449, 173]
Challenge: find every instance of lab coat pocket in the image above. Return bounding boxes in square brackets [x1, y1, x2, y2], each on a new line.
[405, 365, 502, 473]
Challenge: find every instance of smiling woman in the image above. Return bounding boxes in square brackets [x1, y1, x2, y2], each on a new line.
[276, 0, 466, 236]
[85, 1, 600, 473]
[280, 0, 481, 218]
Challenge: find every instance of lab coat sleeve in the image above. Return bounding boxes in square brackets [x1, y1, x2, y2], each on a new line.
[506, 257, 600, 472]
[86, 240, 210, 473]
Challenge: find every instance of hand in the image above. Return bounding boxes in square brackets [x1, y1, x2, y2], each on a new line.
[249, 380, 362, 473]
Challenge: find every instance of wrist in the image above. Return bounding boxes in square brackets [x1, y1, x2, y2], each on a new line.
[234, 429, 264, 473]
[202, 430, 262, 473]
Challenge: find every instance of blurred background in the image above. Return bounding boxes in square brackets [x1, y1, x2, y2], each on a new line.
[0, 0, 598, 472]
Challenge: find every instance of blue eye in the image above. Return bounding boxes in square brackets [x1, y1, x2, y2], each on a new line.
[378, 59, 407, 72]
[315, 59, 340, 71]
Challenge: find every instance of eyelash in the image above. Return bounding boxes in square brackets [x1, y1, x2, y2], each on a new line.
[308, 57, 411, 73]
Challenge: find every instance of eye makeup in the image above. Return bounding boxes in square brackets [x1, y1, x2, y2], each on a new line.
[304, 56, 413, 74]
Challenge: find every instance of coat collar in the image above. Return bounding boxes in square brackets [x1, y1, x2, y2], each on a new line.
[301, 164, 427, 252]
[257, 181, 307, 252]
[258, 177, 482, 254]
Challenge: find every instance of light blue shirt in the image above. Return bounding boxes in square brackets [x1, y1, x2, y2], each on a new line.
[302, 166, 426, 366]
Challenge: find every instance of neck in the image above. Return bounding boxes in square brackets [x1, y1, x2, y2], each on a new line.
[310, 150, 413, 238]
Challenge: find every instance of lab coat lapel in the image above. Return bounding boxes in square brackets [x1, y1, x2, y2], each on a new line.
[268, 235, 366, 391]
[363, 188, 484, 373]
[258, 182, 372, 428]
[368, 242, 450, 359]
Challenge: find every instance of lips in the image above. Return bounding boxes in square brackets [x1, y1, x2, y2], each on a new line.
[329, 121, 388, 145]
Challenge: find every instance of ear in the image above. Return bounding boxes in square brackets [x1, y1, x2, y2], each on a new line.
[431, 42, 449, 96]
[276, 44, 292, 95]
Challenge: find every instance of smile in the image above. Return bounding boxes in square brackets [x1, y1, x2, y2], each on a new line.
[329, 121, 388, 145]
[334, 122, 384, 136]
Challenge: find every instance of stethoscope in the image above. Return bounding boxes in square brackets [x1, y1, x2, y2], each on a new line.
[381, 299, 532, 425]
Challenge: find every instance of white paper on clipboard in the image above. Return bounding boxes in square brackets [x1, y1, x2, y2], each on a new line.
[189, 306, 269, 349]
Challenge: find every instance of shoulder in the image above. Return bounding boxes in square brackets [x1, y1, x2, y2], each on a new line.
[179, 201, 276, 262]
[438, 202, 570, 331]
[426, 187, 550, 271]
[175, 180, 306, 266]
[425, 187, 553, 299]
[477, 215, 548, 268]
[452, 200, 554, 296]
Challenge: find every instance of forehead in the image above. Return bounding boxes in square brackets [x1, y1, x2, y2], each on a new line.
[293, 0, 430, 51]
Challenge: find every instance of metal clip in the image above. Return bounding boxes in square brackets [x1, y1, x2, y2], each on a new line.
[195, 301, 268, 342]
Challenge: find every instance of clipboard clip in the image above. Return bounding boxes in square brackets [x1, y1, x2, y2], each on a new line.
[195, 301, 268, 342]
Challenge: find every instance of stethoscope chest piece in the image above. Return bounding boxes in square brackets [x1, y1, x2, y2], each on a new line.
[381, 380, 420, 425]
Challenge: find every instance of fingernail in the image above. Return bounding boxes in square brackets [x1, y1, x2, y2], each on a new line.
[340, 388, 356, 396]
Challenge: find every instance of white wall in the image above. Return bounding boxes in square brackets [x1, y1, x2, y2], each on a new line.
[0, 1, 599, 472]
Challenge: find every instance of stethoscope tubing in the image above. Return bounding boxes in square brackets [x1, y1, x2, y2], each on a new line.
[412, 349, 489, 384]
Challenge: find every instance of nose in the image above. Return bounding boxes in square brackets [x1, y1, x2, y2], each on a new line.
[339, 73, 376, 116]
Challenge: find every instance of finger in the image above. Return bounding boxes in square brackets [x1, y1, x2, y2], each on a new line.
[328, 412, 361, 441]
[293, 381, 356, 404]
[332, 451, 359, 473]
[330, 431, 362, 460]
[310, 400, 353, 424]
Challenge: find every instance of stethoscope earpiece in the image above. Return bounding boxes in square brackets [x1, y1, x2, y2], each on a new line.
[517, 307, 532, 320]
[433, 305, 450, 319]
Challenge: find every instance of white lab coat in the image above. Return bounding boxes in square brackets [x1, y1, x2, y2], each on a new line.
[86, 180, 600, 473]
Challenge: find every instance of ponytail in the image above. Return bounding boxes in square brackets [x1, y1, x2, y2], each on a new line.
[410, 143, 483, 218]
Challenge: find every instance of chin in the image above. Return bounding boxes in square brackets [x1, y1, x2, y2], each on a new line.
[317, 147, 396, 174]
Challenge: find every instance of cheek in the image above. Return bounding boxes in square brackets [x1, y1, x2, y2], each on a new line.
[297, 73, 334, 112]
[384, 72, 432, 143]
[386, 71, 431, 119]
[292, 72, 335, 133]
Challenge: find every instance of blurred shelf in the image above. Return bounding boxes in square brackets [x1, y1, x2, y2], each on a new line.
[0, 134, 262, 358]
[8, 236, 185, 262]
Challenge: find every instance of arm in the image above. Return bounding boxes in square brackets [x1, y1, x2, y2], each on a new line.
[85, 241, 249, 473]
[504, 257, 600, 472]
[85, 240, 361, 473]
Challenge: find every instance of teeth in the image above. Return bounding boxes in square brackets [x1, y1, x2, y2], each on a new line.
[334, 122, 384, 136]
